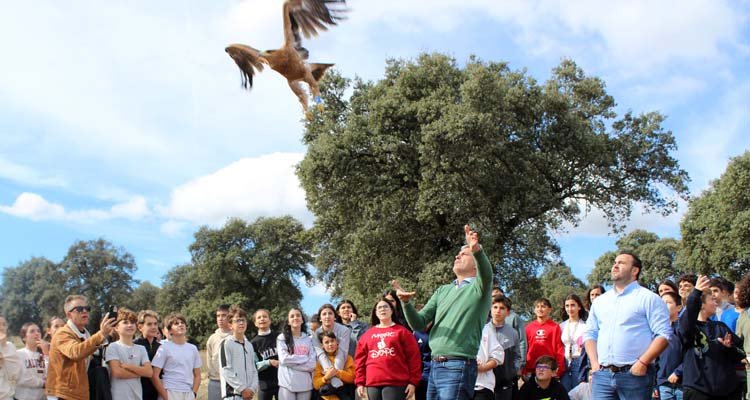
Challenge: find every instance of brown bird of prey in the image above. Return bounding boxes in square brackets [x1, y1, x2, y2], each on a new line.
[225, 0, 347, 117]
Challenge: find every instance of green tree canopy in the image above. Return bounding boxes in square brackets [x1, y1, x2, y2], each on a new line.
[298, 53, 689, 304]
[157, 216, 313, 344]
[678, 151, 750, 280]
[588, 229, 681, 290]
[539, 261, 586, 320]
[0, 257, 63, 333]
[60, 238, 138, 328]
[0, 238, 137, 332]
[126, 281, 161, 314]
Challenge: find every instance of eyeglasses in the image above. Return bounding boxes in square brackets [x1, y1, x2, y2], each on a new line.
[68, 306, 91, 313]
[535, 365, 552, 371]
[232, 318, 247, 324]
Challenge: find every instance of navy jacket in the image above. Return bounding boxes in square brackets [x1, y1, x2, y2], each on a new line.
[656, 320, 683, 386]
[678, 289, 745, 396]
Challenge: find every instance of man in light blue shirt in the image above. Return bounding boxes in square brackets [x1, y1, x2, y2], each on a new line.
[583, 251, 671, 400]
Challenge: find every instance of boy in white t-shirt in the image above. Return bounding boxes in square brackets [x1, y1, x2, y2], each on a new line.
[106, 308, 153, 400]
[151, 314, 202, 400]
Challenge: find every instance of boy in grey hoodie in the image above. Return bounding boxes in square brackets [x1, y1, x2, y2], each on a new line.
[220, 306, 259, 400]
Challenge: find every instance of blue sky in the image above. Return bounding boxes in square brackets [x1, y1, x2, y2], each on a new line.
[1, 0, 749, 317]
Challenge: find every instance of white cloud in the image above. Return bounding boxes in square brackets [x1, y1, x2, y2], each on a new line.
[555, 199, 687, 239]
[0, 0, 307, 187]
[336, 0, 744, 76]
[0, 192, 66, 221]
[679, 82, 750, 192]
[628, 75, 709, 109]
[160, 220, 189, 238]
[145, 258, 170, 268]
[110, 196, 149, 220]
[160, 152, 312, 227]
[306, 281, 332, 297]
[0, 192, 150, 223]
[0, 157, 68, 188]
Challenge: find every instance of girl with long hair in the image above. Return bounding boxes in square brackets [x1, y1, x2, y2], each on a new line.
[43, 316, 65, 344]
[354, 297, 421, 400]
[16, 323, 46, 400]
[384, 290, 409, 329]
[558, 294, 587, 392]
[277, 308, 316, 400]
[583, 285, 605, 311]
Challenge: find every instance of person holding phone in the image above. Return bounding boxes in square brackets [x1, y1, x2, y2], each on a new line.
[46, 294, 115, 400]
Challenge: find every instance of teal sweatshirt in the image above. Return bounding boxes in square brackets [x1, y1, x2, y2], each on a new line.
[403, 248, 493, 359]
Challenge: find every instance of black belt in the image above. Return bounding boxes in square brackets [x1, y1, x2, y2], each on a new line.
[600, 364, 632, 373]
[432, 355, 469, 362]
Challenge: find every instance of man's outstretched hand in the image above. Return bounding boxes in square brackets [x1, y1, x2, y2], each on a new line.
[465, 224, 480, 253]
[391, 280, 415, 303]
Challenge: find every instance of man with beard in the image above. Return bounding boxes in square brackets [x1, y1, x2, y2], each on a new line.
[583, 252, 671, 399]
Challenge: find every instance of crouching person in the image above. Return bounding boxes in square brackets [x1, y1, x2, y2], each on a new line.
[313, 331, 355, 400]
[220, 305, 259, 400]
[518, 356, 569, 400]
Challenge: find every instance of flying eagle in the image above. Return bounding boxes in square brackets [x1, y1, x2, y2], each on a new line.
[225, 0, 348, 117]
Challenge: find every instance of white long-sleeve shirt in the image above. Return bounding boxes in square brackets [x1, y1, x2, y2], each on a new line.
[15, 348, 46, 400]
[474, 322, 504, 392]
[219, 336, 259, 399]
[0, 341, 22, 400]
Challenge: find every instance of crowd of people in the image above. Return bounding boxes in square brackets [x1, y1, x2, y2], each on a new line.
[2, 226, 750, 400]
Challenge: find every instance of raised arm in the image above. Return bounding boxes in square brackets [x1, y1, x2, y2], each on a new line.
[56, 331, 107, 361]
[466, 225, 492, 294]
[679, 276, 709, 346]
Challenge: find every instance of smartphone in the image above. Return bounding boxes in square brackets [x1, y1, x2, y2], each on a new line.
[107, 305, 118, 319]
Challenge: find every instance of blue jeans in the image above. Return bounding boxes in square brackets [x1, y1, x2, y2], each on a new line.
[561, 357, 583, 392]
[427, 359, 477, 400]
[591, 367, 655, 400]
[659, 384, 683, 400]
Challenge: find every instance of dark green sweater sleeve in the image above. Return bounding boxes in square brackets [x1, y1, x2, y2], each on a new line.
[403, 248, 494, 358]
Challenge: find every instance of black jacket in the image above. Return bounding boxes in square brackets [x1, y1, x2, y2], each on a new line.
[678, 289, 745, 396]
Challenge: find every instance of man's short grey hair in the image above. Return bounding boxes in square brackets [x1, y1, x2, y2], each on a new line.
[64, 295, 87, 312]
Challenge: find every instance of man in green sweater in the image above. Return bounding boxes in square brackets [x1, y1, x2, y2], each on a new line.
[392, 224, 493, 400]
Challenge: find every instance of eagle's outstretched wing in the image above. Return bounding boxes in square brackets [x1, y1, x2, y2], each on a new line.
[287, 0, 348, 40]
[225, 44, 267, 90]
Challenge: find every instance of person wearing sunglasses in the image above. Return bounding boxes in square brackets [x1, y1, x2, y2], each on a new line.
[46, 294, 116, 400]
